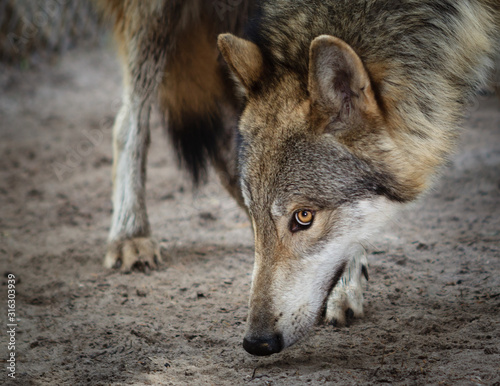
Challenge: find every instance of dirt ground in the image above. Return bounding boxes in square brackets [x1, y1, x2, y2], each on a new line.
[1, 43, 499, 386]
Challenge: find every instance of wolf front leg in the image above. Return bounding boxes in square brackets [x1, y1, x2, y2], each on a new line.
[324, 247, 369, 326]
[104, 87, 161, 272]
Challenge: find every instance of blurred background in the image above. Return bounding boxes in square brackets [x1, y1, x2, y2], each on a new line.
[0, 0, 104, 67]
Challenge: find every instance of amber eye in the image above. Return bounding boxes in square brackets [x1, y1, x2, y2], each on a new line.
[291, 210, 315, 232]
[296, 210, 313, 225]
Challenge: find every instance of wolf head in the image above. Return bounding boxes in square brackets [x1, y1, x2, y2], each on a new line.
[218, 34, 411, 355]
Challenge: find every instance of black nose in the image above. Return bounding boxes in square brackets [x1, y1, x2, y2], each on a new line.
[243, 334, 284, 356]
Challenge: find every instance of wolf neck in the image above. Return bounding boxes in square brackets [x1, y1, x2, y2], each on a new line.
[337, 103, 456, 203]
[336, 61, 463, 202]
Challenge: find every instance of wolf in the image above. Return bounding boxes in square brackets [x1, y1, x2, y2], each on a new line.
[96, 0, 500, 356]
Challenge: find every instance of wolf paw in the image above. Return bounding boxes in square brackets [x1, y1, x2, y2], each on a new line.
[104, 237, 162, 272]
[324, 251, 369, 326]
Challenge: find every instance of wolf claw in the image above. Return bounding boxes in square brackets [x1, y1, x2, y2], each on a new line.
[324, 251, 368, 326]
[104, 237, 161, 273]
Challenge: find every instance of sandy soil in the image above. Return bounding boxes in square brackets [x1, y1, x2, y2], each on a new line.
[1, 45, 499, 386]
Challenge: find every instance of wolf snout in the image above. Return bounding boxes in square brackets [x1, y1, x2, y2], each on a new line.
[243, 333, 284, 356]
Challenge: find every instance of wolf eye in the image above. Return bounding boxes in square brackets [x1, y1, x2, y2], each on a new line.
[291, 210, 315, 232]
[296, 210, 313, 225]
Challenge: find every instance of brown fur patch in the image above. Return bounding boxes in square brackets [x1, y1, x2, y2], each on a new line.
[158, 21, 224, 123]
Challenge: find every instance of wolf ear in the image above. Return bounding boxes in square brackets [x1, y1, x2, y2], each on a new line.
[218, 33, 263, 91]
[308, 35, 379, 132]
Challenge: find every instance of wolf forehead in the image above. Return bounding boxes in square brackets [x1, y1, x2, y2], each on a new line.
[238, 130, 405, 213]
